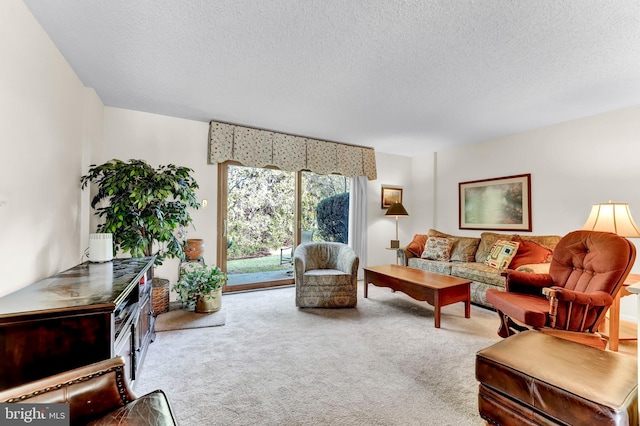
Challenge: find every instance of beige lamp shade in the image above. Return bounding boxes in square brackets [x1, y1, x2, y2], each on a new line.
[581, 202, 640, 238]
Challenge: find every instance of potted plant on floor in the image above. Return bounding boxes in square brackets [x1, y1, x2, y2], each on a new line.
[173, 262, 227, 313]
[80, 159, 200, 314]
[80, 159, 200, 263]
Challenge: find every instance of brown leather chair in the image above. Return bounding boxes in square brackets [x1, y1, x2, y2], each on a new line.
[0, 356, 177, 425]
[485, 230, 635, 348]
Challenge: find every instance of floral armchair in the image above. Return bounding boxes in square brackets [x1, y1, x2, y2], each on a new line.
[294, 242, 359, 308]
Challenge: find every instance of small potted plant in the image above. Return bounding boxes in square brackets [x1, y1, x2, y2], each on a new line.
[173, 262, 227, 313]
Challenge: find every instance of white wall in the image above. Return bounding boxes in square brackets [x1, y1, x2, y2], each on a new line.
[435, 106, 640, 238]
[409, 152, 437, 233]
[80, 89, 105, 256]
[0, 0, 103, 297]
[409, 106, 640, 321]
[101, 108, 216, 286]
[366, 153, 415, 266]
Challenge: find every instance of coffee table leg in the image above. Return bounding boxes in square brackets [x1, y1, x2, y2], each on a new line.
[465, 285, 471, 318]
[434, 292, 441, 328]
[364, 272, 369, 298]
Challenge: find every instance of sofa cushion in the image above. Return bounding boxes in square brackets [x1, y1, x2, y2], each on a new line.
[475, 232, 516, 263]
[452, 263, 508, 287]
[471, 281, 500, 307]
[485, 240, 520, 270]
[510, 236, 554, 269]
[428, 229, 480, 262]
[421, 237, 454, 261]
[408, 258, 453, 275]
[303, 269, 352, 286]
[406, 234, 428, 257]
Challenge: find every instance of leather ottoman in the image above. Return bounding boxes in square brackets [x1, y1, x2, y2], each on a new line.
[476, 331, 638, 426]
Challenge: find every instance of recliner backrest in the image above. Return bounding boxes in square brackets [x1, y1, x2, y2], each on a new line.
[549, 230, 635, 296]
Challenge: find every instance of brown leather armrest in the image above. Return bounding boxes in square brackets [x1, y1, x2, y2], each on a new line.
[0, 357, 137, 424]
[504, 270, 554, 294]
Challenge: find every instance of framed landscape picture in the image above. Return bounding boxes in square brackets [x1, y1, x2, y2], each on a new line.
[459, 174, 531, 231]
[381, 186, 403, 209]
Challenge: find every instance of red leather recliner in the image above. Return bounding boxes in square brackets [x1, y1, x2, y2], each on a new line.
[485, 230, 636, 348]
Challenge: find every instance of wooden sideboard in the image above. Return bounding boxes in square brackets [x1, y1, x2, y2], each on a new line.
[0, 257, 156, 391]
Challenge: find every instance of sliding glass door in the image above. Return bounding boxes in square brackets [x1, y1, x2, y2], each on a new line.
[217, 163, 350, 292]
[218, 163, 295, 291]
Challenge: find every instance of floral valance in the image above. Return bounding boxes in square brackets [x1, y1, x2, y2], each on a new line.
[208, 121, 377, 180]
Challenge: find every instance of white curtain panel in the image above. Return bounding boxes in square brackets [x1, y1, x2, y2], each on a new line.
[349, 175, 368, 280]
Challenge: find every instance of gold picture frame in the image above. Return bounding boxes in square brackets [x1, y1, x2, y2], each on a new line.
[381, 186, 403, 209]
[459, 174, 531, 231]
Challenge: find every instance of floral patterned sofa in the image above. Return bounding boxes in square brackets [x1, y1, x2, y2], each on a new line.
[398, 229, 561, 308]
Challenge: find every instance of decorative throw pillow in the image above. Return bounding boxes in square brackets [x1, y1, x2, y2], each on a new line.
[428, 229, 451, 238]
[428, 229, 480, 262]
[510, 237, 553, 269]
[484, 240, 520, 270]
[421, 237, 454, 261]
[449, 236, 481, 262]
[522, 235, 561, 254]
[406, 234, 428, 257]
[475, 232, 515, 263]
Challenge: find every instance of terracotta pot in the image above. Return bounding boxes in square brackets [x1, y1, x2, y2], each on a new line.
[195, 288, 222, 313]
[184, 239, 205, 260]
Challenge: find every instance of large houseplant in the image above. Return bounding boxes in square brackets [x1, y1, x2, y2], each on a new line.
[80, 159, 200, 264]
[173, 262, 226, 313]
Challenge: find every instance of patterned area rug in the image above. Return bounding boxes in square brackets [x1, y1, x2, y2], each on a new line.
[154, 307, 226, 332]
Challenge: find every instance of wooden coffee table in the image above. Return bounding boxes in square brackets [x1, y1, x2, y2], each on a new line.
[363, 264, 471, 328]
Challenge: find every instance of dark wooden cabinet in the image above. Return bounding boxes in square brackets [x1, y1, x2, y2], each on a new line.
[0, 257, 155, 390]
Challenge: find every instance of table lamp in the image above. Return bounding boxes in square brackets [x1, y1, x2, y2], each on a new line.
[581, 201, 640, 238]
[581, 201, 640, 352]
[385, 202, 409, 248]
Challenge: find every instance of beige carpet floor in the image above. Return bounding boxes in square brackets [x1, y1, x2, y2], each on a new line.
[135, 282, 504, 425]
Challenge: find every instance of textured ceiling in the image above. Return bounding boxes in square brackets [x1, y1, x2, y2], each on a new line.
[22, 0, 640, 157]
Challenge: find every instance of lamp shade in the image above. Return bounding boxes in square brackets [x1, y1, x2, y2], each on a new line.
[581, 202, 640, 238]
[385, 202, 409, 217]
